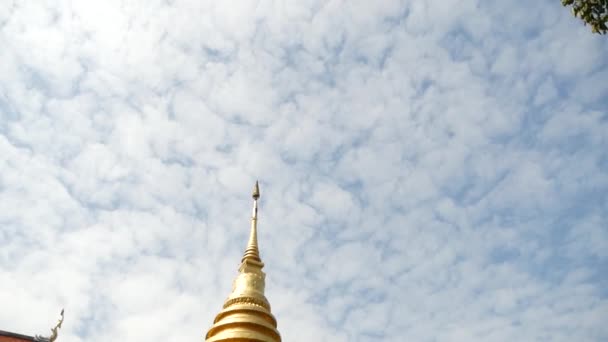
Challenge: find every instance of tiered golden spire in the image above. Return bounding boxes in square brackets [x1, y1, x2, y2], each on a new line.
[205, 181, 281, 342]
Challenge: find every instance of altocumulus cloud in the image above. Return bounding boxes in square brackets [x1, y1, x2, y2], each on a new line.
[0, 0, 607, 341]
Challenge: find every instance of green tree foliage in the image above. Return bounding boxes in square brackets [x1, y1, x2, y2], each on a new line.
[562, 0, 608, 34]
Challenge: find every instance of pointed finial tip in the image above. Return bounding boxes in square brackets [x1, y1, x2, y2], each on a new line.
[252, 181, 260, 200]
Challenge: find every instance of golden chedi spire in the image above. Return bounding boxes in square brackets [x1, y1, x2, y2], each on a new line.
[205, 181, 281, 342]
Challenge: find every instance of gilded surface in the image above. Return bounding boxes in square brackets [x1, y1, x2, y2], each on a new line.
[204, 182, 281, 342]
[232, 273, 265, 294]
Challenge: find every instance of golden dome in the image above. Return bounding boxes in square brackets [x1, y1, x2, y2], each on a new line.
[205, 181, 281, 342]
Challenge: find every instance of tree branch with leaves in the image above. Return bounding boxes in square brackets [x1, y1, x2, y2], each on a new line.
[562, 0, 608, 34]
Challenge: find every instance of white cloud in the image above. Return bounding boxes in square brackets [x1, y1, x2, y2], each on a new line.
[0, 1, 607, 341]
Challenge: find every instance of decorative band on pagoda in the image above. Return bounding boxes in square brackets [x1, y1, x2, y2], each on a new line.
[223, 296, 271, 310]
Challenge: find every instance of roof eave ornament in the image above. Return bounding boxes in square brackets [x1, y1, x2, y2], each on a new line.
[34, 309, 64, 342]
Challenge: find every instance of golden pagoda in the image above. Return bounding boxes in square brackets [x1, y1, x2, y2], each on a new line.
[204, 181, 281, 342]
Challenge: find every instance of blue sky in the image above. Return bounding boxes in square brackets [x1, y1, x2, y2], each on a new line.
[0, 1, 607, 341]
